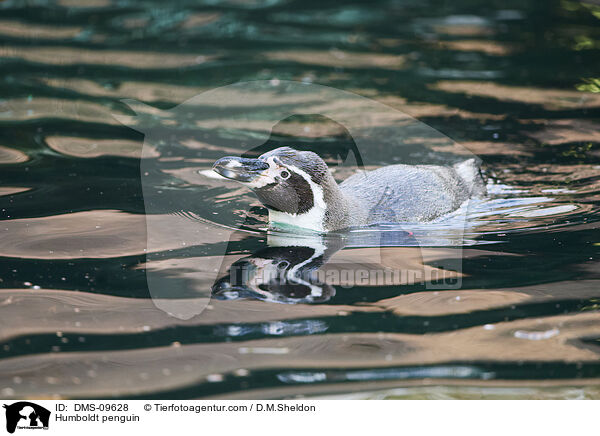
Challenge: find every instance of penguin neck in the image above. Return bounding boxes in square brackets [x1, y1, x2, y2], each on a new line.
[268, 172, 356, 232]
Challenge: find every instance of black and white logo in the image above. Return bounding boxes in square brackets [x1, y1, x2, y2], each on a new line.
[3, 402, 50, 433]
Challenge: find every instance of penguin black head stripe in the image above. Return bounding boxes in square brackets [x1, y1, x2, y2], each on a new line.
[213, 146, 485, 232]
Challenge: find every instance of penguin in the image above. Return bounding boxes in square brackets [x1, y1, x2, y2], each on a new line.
[213, 146, 485, 232]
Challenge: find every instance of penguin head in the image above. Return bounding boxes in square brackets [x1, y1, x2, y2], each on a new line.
[213, 147, 334, 230]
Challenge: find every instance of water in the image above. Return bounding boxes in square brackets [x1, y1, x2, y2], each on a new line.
[1, 0, 600, 399]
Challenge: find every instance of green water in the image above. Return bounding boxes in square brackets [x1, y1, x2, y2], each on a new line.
[0, 0, 599, 399]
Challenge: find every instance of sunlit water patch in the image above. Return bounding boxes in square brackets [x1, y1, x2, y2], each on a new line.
[0, 0, 599, 399]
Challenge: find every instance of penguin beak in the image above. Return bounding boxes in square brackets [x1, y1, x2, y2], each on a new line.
[212, 157, 269, 182]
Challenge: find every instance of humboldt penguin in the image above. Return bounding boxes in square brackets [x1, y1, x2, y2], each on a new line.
[213, 146, 485, 232]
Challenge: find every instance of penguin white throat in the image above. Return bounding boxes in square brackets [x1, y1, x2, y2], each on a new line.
[212, 147, 354, 233]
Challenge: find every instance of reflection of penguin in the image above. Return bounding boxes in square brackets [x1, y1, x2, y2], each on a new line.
[212, 234, 344, 304]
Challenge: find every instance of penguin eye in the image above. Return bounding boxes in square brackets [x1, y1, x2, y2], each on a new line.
[277, 260, 290, 269]
[280, 170, 290, 180]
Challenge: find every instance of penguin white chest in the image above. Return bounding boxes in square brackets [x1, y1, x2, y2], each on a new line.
[268, 207, 325, 232]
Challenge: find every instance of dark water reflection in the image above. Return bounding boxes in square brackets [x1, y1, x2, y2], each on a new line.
[1, 0, 600, 399]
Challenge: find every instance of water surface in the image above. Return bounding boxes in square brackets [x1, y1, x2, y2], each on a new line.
[1, 0, 600, 399]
